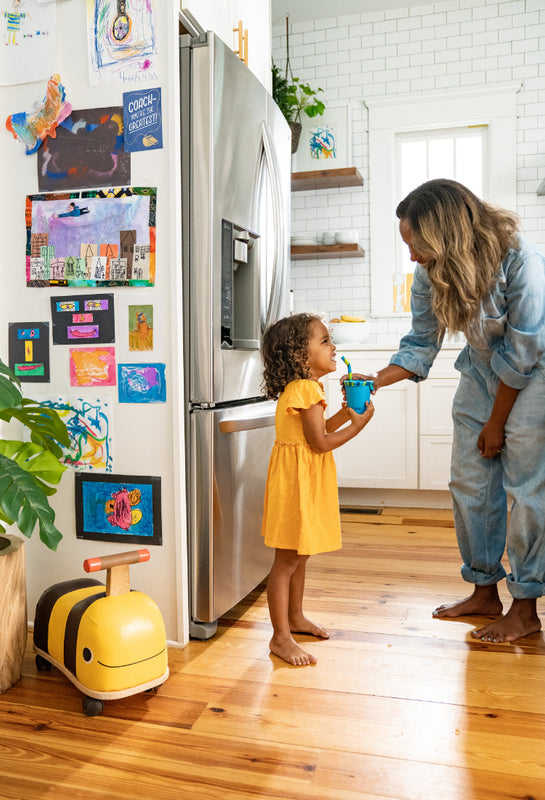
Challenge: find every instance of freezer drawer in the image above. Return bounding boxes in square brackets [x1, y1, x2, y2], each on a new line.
[189, 400, 276, 626]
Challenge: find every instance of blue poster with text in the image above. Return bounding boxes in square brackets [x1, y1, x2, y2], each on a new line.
[123, 88, 163, 153]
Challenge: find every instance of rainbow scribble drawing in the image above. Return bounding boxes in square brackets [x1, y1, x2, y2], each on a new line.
[6, 73, 72, 154]
[70, 347, 116, 387]
[309, 124, 336, 160]
[86, 0, 157, 86]
[39, 396, 113, 472]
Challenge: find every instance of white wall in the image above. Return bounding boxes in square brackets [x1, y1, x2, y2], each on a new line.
[273, 0, 545, 336]
[0, 1, 188, 644]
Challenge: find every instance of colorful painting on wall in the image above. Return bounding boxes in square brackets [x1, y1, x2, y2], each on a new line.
[8, 321, 49, 382]
[37, 106, 130, 191]
[37, 396, 113, 472]
[86, 0, 158, 87]
[75, 473, 162, 545]
[128, 304, 153, 351]
[51, 293, 115, 345]
[118, 363, 165, 403]
[6, 74, 71, 154]
[26, 187, 156, 287]
[70, 346, 116, 387]
[0, 0, 55, 87]
[292, 104, 351, 173]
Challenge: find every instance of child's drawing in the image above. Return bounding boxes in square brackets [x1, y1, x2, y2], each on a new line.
[0, 0, 54, 86]
[118, 363, 165, 403]
[70, 347, 116, 387]
[309, 124, 336, 160]
[6, 73, 71, 154]
[38, 396, 113, 472]
[26, 187, 156, 287]
[128, 304, 153, 351]
[86, 0, 157, 86]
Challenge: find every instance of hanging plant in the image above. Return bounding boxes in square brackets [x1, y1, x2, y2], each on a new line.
[271, 16, 325, 154]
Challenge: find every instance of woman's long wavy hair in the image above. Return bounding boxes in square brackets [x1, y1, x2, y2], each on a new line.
[396, 179, 520, 338]
[261, 313, 321, 400]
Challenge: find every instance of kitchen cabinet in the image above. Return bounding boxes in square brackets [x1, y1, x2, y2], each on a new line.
[325, 347, 461, 491]
[326, 352, 418, 489]
[181, 0, 271, 89]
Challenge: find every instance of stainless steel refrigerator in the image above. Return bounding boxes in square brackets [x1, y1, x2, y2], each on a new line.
[179, 30, 291, 639]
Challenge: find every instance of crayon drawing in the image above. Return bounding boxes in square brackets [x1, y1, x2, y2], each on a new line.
[26, 187, 156, 287]
[75, 473, 162, 545]
[38, 396, 113, 472]
[128, 304, 153, 351]
[0, 0, 55, 87]
[37, 106, 130, 191]
[70, 346, 116, 387]
[118, 363, 165, 403]
[86, 0, 157, 87]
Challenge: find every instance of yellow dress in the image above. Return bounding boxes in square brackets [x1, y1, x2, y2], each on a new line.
[261, 379, 342, 555]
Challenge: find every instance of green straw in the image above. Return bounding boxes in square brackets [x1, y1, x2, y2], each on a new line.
[341, 356, 352, 381]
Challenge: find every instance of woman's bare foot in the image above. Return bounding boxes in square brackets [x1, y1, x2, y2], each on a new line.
[433, 584, 503, 618]
[289, 614, 329, 638]
[471, 598, 541, 643]
[269, 633, 317, 666]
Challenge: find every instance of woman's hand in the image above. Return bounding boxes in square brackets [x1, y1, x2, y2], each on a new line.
[478, 419, 505, 459]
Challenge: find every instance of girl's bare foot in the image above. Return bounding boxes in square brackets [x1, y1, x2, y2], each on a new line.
[471, 598, 541, 643]
[269, 634, 317, 666]
[433, 584, 503, 618]
[289, 614, 329, 638]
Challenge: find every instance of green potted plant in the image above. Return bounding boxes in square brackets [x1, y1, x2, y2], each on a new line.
[272, 62, 325, 153]
[0, 357, 69, 692]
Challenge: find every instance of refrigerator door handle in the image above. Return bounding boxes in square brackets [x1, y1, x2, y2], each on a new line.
[219, 413, 275, 434]
[260, 121, 287, 331]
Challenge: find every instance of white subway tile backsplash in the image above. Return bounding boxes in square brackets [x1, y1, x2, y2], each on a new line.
[274, 0, 545, 318]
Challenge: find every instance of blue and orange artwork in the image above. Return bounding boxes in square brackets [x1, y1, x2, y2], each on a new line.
[6, 73, 72, 155]
[118, 363, 166, 403]
[38, 396, 113, 473]
[8, 321, 49, 382]
[76, 473, 162, 545]
[37, 106, 130, 192]
[308, 124, 337, 160]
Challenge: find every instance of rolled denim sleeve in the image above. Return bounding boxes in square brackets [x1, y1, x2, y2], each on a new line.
[490, 245, 545, 389]
[389, 264, 443, 382]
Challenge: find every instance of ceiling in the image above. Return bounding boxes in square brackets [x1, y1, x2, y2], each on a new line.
[271, 0, 430, 26]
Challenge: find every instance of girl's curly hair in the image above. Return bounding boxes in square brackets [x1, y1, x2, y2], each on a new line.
[261, 313, 321, 399]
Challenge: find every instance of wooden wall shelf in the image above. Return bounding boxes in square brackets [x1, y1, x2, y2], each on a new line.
[291, 167, 363, 192]
[291, 243, 365, 260]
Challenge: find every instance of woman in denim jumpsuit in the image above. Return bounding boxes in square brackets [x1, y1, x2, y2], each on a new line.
[362, 179, 545, 643]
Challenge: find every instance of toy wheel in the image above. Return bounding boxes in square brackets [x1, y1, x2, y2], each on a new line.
[82, 696, 103, 717]
[35, 654, 52, 672]
[145, 686, 159, 694]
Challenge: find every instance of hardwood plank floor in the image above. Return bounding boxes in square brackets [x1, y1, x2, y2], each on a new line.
[2, 508, 545, 800]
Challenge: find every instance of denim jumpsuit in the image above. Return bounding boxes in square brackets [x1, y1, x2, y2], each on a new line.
[390, 236, 545, 600]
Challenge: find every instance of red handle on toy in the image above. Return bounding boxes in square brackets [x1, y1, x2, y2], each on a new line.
[83, 549, 150, 573]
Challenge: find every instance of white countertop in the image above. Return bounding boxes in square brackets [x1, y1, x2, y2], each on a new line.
[333, 335, 465, 352]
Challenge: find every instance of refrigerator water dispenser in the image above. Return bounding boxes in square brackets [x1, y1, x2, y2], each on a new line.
[221, 219, 260, 350]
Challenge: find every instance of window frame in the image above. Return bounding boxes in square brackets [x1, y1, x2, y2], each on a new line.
[367, 86, 518, 318]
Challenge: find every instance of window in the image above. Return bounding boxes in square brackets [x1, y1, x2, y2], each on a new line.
[367, 87, 518, 317]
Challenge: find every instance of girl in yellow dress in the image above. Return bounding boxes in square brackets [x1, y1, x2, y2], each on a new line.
[261, 313, 374, 666]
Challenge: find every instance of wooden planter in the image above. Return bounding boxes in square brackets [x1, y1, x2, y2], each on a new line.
[0, 536, 26, 693]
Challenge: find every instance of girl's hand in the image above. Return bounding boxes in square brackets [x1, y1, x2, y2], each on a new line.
[340, 373, 378, 398]
[347, 400, 375, 431]
[478, 419, 505, 459]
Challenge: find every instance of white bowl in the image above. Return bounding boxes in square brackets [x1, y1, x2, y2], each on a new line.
[335, 229, 359, 245]
[329, 321, 370, 345]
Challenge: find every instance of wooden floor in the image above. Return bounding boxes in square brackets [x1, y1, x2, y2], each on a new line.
[2, 508, 545, 799]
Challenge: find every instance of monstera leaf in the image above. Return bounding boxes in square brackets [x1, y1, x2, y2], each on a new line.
[0, 359, 69, 551]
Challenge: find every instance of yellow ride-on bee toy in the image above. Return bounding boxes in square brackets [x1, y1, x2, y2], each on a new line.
[33, 549, 169, 716]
